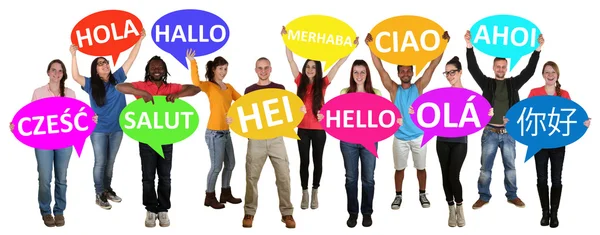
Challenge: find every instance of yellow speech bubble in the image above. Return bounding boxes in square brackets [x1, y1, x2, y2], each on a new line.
[282, 15, 357, 71]
[368, 15, 447, 76]
[228, 88, 305, 140]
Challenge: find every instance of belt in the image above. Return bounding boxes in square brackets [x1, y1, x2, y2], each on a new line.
[485, 125, 507, 134]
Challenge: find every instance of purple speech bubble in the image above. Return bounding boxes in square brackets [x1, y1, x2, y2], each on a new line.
[409, 87, 492, 147]
[11, 97, 97, 157]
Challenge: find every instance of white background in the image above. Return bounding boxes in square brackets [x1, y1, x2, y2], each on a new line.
[1, 0, 598, 234]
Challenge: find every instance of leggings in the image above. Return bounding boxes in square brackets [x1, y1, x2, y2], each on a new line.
[436, 140, 467, 203]
[534, 147, 565, 186]
[297, 128, 327, 190]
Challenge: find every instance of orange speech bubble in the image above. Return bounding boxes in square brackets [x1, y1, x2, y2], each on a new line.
[368, 15, 447, 76]
[70, 10, 143, 66]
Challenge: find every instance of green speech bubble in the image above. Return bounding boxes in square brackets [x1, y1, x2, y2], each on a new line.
[119, 95, 199, 158]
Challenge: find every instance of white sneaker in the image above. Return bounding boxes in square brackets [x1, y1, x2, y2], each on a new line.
[448, 205, 457, 227]
[158, 212, 170, 227]
[145, 211, 157, 227]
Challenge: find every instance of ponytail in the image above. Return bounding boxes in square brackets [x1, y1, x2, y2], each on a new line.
[555, 80, 562, 97]
[205, 60, 215, 83]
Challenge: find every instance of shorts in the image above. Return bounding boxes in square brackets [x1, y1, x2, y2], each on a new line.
[392, 135, 427, 170]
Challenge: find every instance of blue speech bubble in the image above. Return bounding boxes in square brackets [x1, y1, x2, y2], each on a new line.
[152, 9, 230, 69]
[470, 14, 541, 71]
[505, 96, 589, 162]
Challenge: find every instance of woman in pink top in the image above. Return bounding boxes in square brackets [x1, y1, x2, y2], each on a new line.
[281, 26, 357, 210]
[526, 61, 590, 228]
[9, 59, 95, 227]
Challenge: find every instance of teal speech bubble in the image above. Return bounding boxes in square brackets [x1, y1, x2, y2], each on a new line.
[119, 96, 199, 157]
[470, 14, 541, 71]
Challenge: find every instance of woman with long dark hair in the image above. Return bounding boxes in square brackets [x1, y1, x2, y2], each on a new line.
[69, 29, 145, 210]
[281, 26, 357, 210]
[339, 59, 384, 228]
[186, 48, 243, 210]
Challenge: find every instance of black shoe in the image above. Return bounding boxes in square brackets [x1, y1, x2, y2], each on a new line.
[537, 184, 550, 226]
[346, 214, 358, 228]
[362, 214, 372, 227]
[550, 185, 562, 228]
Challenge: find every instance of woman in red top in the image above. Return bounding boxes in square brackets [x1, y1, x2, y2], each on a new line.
[527, 61, 590, 228]
[281, 26, 357, 210]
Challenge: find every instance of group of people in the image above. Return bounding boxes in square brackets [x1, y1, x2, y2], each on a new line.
[10, 26, 590, 230]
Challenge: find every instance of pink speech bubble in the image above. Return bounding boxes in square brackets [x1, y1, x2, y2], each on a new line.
[319, 93, 401, 158]
[11, 97, 97, 157]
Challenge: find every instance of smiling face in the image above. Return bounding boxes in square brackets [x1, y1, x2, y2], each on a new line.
[493, 59, 507, 79]
[305, 60, 317, 79]
[255, 59, 271, 81]
[352, 65, 367, 86]
[96, 58, 110, 77]
[213, 64, 228, 80]
[397, 66, 413, 84]
[148, 60, 166, 81]
[444, 64, 462, 86]
[47, 62, 64, 83]
[543, 64, 558, 86]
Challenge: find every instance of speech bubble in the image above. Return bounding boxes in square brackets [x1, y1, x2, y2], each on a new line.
[470, 14, 541, 71]
[11, 97, 97, 157]
[227, 88, 305, 140]
[282, 15, 357, 71]
[152, 9, 230, 69]
[409, 87, 492, 147]
[119, 96, 200, 158]
[71, 10, 144, 66]
[504, 96, 589, 162]
[319, 92, 401, 158]
[368, 15, 448, 77]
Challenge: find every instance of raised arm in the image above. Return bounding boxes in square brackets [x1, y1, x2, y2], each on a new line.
[415, 32, 449, 94]
[464, 30, 489, 90]
[325, 37, 359, 83]
[512, 34, 544, 90]
[365, 33, 397, 94]
[121, 29, 146, 75]
[281, 26, 300, 78]
[186, 49, 210, 91]
[69, 45, 85, 87]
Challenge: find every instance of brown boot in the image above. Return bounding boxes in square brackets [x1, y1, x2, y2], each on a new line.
[54, 215, 65, 227]
[42, 215, 55, 227]
[220, 187, 242, 204]
[242, 215, 254, 228]
[204, 192, 225, 209]
[281, 215, 296, 228]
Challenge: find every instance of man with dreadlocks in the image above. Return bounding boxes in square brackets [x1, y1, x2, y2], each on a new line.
[116, 55, 201, 228]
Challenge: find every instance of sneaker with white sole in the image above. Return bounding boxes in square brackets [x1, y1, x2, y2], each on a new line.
[96, 193, 112, 210]
[391, 195, 402, 210]
[106, 190, 122, 203]
[158, 212, 170, 227]
[419, 193, 431, 208]
[145, 211, 157, 227]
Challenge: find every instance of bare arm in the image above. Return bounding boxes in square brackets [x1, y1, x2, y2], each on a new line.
[115, 83, 147, 97]
[121, 29, 146, 75]
[175, 84, 201, 98]
[69, 45, 85, 87]
[326, 37, 359, 83]
[281, 26, 300, 78]
[415, 52, 443, 94]
[365, 34, 397, 94]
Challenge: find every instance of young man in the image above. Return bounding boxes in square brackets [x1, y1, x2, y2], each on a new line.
[115, 56, 201, 227]
[464, 30, 544, 209]
[365, 32, 449, 210]
[232, 57, 296, 229]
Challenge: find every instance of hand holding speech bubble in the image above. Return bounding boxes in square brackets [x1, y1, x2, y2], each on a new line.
[227, 89, 305, 140]
[409, 87, 492, 147]
[71, 10, 144, 66]
[469, 14, 542, 71]
[368, 15, 449, 77]
[319, 92, 401, 158]
[11, 97, 97, 157]
[504, 96, 590, 162]
[282, 15, 357, 71]
[119, 96, 200, 158]
[152, 9, 230, 69]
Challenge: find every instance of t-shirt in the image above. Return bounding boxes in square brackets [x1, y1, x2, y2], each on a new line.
[245, 82, 285, 94]
[32, 84, 76, 101]
[294, 73, 331, 130]
[131, 81, 183, 98]
[490, 80, 509, 125]
[190, 60, 242, 131]
[528, 86, 571, 99]
[82, 67, 127, 133]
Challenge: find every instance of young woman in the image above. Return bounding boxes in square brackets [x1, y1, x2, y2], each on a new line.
[339, 59, 385, 228]
[9, 59, 96, 227]
[186, 48, 243, 210]
[527, 61, 591, 228]
[281, 26, 356, 210]
[69, 29, 145, 210]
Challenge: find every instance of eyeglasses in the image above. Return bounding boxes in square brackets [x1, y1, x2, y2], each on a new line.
[442, 70, 459, 76]
[97, 60, 108, 66]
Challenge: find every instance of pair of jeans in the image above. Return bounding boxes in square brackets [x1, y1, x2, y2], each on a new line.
[436, 141, 467, 203]
[534, 147, 565, 186]
[340, 141, 376, 216]
[35, 147, 72, 216]
[297, 128, 326, 190]
[140, 143, 173, 213]
[205, 129, 235, 193]
[90, 131, 123, 195]
[477, 127, 518, 201]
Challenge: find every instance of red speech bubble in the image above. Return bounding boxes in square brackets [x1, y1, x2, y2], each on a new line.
[70, 10, 143, 66]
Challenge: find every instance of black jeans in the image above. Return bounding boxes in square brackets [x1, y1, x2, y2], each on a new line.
[436, 141, 467, 203]
[140, 142, 173, 213]
[534, 147, 565, 186]
[297, 128, 326, 190]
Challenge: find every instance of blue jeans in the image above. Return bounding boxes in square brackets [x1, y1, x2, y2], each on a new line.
[340, 141, 377, 215]
[477, 127, 518, 201]
[90, 131, 123, 195]
[205, 129, 235, 193]
[35, 147, 72, 216]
